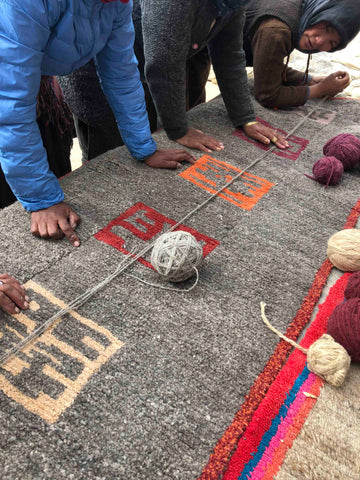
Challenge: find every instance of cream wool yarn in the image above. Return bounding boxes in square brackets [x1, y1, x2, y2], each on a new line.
[327, 229, 360, 272]
[261, 302, 350, 387]
[150, 231, 203, 282]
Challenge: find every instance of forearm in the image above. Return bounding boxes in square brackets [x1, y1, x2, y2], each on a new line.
[0, 122, 63, 211]
[96, 5, 156, 160]
[251, 21, 308, 108]
[209, 11, 255, 127]
[141, 0, 194, 140]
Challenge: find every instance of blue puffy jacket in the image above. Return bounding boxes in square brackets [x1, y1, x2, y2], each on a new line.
[0, 0, 156, 211]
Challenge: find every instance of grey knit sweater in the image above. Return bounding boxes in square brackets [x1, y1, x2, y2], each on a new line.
[134, 0, 255, 140]
[59, 0, 255, 140]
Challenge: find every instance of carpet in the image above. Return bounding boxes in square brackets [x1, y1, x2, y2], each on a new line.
[0, 94, 359, 479]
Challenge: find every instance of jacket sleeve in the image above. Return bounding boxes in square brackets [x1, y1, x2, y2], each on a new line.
[208, 10, 255, 128]
[139, 0, 195, 141]
[95, 3, 157, 160]
[0, 1, 64, 211]
[251, 20, 309, 108]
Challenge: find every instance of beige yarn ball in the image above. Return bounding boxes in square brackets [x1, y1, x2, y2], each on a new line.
[307, 334, 351, 387]
[150, 231, 203, 282]
[327, 229, 360, 272]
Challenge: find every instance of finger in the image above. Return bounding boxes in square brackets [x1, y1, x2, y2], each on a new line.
[69, 210, 81, 229]
[274, 134, 289, 149]
[58, 218, 80, 247]
[0, 275, 26, 293]
[37, 219, 51, 239]
[203, 137, 224, 151]
[195, 142, 213, 153]
[30, 219, 41, 238]
[253, 132, 271, 145]
[162, 160, 182, 169]
[171, 150, 197, 164]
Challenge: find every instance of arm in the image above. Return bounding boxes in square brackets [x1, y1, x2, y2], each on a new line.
[251, 20, 309, 108]
[95, 2, 157, 160]
[0, 1, 64, 211]
[140, 0, 194, 141]
[209, 12, 288, 149]
[208, 10, 255, 127]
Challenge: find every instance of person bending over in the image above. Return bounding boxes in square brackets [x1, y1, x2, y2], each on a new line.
[59, 0, 289, 162]
[243, 0, 360, 108]
[0, 0, 194, 247]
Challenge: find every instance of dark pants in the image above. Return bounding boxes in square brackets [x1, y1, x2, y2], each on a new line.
[0, 116, 73, 209]
[75, 49, 211, 162]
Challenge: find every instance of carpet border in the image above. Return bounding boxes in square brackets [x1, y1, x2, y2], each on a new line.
[198, 198, 360, 480]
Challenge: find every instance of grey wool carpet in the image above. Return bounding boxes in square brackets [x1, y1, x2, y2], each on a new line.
[0, 94, 359, 479]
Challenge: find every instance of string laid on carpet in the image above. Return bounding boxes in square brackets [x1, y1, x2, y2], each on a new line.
[260, 302, 351, 387]
[0, 97, 331, 367]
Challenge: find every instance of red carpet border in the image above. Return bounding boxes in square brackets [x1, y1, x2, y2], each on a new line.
[199, 198, 360, 480]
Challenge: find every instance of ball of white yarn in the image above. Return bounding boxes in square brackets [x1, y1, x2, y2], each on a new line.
[307, 334, 351, 387]
[327, 229, 360, 272]
[150, 231, 203, 282]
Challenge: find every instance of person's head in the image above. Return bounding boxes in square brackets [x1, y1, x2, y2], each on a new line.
[297, 0, 360, 53]
[298, 21, 341, 52]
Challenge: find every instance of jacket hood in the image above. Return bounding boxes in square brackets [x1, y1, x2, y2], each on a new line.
[209, 0, 250, 16]
[297, 0, 360, 52]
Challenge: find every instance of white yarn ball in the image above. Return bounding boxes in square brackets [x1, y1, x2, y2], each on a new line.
[150, 231, 203, 282]
[327, 229, 360, 272]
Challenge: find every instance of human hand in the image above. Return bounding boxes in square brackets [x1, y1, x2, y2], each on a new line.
[175, 127, 224, 153]
[0, 274, 30, 315]
[309, 71, 350, 98]
[243, 123, 289, 149]
[145, 149, 197, 169]
[31, 201, 81, 247]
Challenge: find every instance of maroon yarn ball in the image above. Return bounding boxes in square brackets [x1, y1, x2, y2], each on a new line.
[344, 271, 360, 300]
[306, 156, 344, 187]
[327, 298, 360, 362]
[323, 133, 360, 170]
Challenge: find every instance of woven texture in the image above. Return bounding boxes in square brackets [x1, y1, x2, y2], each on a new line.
[0, 95, 360, 479]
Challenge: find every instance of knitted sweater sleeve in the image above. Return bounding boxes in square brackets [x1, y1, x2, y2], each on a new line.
[141, 0, 195, 141]
[251, 18, 309, 108]
[208, 10, 255, 127]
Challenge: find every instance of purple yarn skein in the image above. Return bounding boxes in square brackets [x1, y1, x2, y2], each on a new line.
[323, 133, 360, 170]
[305, 156, 344, 187]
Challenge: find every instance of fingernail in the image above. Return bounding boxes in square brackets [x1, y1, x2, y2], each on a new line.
[24, 302, 29, 308]
[15, 307, 20, 313]
[74, 241, 80, 247]
[216, 147, 221, 151]
[25, 296, 30, 301]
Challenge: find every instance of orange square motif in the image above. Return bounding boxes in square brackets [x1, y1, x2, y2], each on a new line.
[179, 155, 275, 210]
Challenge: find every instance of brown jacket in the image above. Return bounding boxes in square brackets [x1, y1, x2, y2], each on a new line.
[250, 18, 310, 108]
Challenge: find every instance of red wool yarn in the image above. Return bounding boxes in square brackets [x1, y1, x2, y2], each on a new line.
[304, 156, 343, 187]
[323, 133, 360, 170]
[344, 271, 360, 300]
[327, 298, 360, 362]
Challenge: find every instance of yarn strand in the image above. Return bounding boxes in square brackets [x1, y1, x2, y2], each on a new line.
[260, 302, 308, 354]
